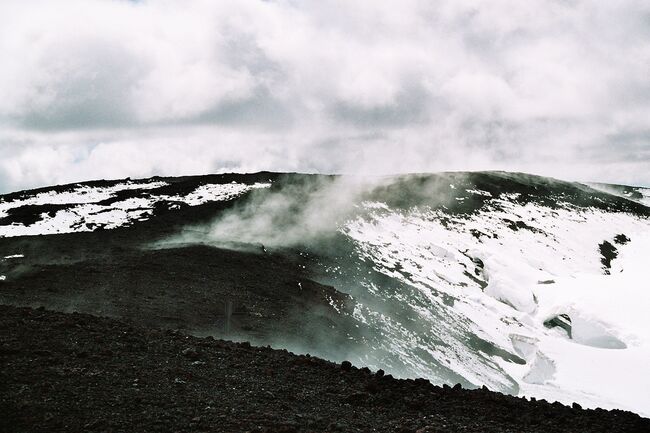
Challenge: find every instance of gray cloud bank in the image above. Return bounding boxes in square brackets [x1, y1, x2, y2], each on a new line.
[1, 0, 649, 193]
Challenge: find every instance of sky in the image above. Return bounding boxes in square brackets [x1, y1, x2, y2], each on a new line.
[0, 0, 649, 193]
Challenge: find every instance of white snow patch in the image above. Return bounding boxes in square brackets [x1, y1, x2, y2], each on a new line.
[343, 197, 650, 415]
[466, 189, 492, 197]
[0, 182, 271, 238]
[3, 254, 24, 259]
[522, 351, 555, 385]
[162, 182, 271, 206]
[0, 181, 167, 219]
[484, 275, 537, 314]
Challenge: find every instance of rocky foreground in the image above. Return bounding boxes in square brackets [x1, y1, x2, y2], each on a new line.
[1, 305, 648, 433]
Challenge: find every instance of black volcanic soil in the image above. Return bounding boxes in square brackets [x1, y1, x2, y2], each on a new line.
[0, 240, 358, 350]
[2, 305, 648, 433]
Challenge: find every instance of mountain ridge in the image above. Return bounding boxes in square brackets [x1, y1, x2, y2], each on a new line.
[1, 171, 649, 418]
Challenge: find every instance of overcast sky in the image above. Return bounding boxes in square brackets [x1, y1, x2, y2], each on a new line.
[0, 0, 649, 193]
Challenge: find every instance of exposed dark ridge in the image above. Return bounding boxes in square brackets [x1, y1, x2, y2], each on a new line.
[1, 305, 647, 433]
[0, 171, 285, 202]
[2, 172, 648, 227]
[0, 178, 153, 202]
[588, 182, 648, 201]
[465, 171, 649, 215]
[0, 204, 71, 226]
[362, 171, 650, 216]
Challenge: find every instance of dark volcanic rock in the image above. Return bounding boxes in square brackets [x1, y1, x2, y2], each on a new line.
[1, 305, 648, 433]
[599, 240, 618, 273]
[0, 233, 361, 360]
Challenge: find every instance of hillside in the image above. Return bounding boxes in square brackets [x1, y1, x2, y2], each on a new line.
[1, 171, 649, 419]
[2, 305, 649, 433]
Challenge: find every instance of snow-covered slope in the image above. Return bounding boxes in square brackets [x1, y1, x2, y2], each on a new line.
[1, 171, 649, 416]
[342, 190, 650, 416]
[0, 179, 270, 237]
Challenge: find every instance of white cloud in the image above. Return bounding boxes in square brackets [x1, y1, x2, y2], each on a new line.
[0, 0, 649, 192]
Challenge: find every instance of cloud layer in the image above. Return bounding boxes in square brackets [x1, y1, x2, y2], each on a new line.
[1, 0, 649, 192]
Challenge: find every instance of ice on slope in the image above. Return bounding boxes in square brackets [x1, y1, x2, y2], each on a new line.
[343, 193, 650, 416]
[520, 234, 650, 415]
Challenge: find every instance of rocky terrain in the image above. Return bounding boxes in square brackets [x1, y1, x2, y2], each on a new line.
[2, 171, 650, 430]
[2, 305, 648, 433]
